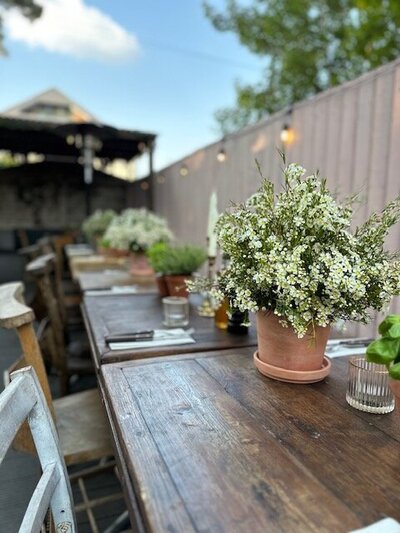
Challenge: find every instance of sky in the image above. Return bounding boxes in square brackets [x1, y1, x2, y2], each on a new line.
[0, 0, 264, 173]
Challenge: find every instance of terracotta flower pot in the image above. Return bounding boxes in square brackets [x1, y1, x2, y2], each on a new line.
[390, 379, 400, 414]
[129, 253, 154, 277]
[99, 247, 130, 258]
[155, 274, 169, 297]
[165, 275, 191, 298]
[254, 311, 331, 383]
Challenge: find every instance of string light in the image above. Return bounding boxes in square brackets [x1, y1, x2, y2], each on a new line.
[217, 147, 226, 162]
[157, 174, 166, 184]
[179, 164, 189, 176]
[140, 181, 149, 191]
[280, 123, 295, 145]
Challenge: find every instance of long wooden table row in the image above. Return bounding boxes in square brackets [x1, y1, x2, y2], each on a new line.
[77, 247, 400, 533]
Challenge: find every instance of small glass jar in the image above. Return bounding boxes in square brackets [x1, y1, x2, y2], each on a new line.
[346, 356, 395, 414]
[162, 296, 189, 327]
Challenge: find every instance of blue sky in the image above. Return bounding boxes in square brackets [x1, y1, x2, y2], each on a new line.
[0, 0, 264, 171]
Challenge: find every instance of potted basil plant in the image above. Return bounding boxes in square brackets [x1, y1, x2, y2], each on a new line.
[366, 315, 400, 412]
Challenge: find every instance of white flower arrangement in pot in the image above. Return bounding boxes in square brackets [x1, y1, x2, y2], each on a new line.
[102, 208, 174, 274]
[190, 160, 400, 383]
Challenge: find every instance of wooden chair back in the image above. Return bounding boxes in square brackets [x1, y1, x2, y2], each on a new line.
[25, 255, 70, 394]
[0, 367, 76, 532]
[0, 282, 54, 415]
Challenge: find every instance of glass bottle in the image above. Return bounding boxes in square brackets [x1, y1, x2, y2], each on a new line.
[214, 297, 229, 329]
[227, 309, 249, 335]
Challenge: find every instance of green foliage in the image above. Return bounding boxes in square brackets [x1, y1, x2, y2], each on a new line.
[367, 315, 400, 379]
[82, 209, 116, 242]
[147, 242, 169, 273]
[0, 0, 42, 55]
[204, 0, 400, 133]
[147, 243, 207, 275]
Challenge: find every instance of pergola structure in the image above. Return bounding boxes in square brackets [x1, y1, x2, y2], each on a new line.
[0, 89, 156, 214]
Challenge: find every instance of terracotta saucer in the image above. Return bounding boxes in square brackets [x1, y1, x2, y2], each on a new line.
[253, 351, 331, 384]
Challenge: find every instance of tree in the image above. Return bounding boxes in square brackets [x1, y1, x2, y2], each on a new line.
[0, 0, 42, 55]
[204, 0, 400, 134]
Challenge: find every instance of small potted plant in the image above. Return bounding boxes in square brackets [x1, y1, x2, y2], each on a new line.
[154, 244, 207, 297]
[366, 315, 400, 412]
[102, 208, 174, 274]
[190, 158, 400, 383]
[147, 242, 170, 296]
[82, 209, 116, 248]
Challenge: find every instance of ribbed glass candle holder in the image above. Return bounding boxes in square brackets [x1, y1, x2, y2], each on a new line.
[346, 356, 395, 414]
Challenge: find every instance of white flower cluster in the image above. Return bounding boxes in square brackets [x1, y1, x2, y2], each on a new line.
[215, 163, 400, 337]
[103, 208, 173, 252]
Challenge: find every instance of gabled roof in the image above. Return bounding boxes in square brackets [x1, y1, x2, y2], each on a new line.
[1, 88, 98, 124]
[0, 88, 156, 161]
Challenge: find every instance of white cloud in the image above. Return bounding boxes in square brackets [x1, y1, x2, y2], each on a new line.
[3, 0, 139, 62]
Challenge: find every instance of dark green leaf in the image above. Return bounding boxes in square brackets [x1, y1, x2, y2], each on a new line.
[378, 315, 400, 336]
[366, 338, 400, 365]
[389, 362, 400, 380]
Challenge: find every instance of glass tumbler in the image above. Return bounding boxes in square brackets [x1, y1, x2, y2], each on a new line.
[162, 296, 189, 327]
[346, 356, 395, 414]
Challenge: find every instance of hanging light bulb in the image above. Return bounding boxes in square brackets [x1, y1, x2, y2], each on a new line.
[140, 181, 149, 191]
[157, 174, 165, 184]
[217, 147, 227, 162]
[280, 124, 291, 144]
[179, 164, 189, 176]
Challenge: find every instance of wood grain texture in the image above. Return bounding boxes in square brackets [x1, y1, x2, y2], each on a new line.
[83, 293, 257, 367]
[101, 350, 400, 532]
[0, 282, 35, 329]
[76, 270, 157, 292]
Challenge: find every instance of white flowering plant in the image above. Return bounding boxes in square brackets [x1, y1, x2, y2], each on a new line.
[82, 209, 116, 241]
[193, 162, 400, 338]
[102, 208, 173, 252]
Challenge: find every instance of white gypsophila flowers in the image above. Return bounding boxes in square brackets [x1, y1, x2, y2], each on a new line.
[103, 208, 173, 251]
[210, 162, 400, 337]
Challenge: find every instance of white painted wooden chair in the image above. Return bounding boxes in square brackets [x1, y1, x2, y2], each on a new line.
[0, 282, 125, 532]
[0, 366, 76, 532]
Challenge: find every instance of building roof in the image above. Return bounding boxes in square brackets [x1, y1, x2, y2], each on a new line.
[0, 88, 156, 161]
[1, 88, 98, 124]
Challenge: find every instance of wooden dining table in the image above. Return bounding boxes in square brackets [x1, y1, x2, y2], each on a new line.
[66, 252, 157, 293]
[82, 293, 258, 368]
[100, 347, 400, 532]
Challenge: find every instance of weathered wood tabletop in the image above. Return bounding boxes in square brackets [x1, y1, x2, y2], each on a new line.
[76, 269, 157, 293]
[82, 293, 258, 367]
[101, 348, 400, 533]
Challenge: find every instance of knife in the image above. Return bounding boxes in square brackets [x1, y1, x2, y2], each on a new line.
[105, 330, 154, 344]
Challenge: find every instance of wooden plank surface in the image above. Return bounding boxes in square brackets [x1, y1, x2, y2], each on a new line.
[101, 349, 400, 532]
[83, 293, 257, 367]
[76, 270, 157, 293]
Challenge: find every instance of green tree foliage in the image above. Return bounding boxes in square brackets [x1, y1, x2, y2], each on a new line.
[204, 0, 400, 133]
[0, 0, 42, 55]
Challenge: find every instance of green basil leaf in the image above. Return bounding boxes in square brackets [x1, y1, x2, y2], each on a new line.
[388, 324, 400, 339]
[389, 362, 400, 380]
[366, 338, 400, 364]
[378, 315, 400, 336]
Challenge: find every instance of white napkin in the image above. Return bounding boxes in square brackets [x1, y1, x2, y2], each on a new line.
[85, 286, 138, 296]
[350, 518, 400, 533]
[108, 328, 195, 351]
[326, 338, 369, 358]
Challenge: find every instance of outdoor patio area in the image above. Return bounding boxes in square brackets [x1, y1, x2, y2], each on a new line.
[1, 2, 400, 533]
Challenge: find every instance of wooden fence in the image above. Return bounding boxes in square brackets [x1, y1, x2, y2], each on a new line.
[154, 57, 400, 336]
